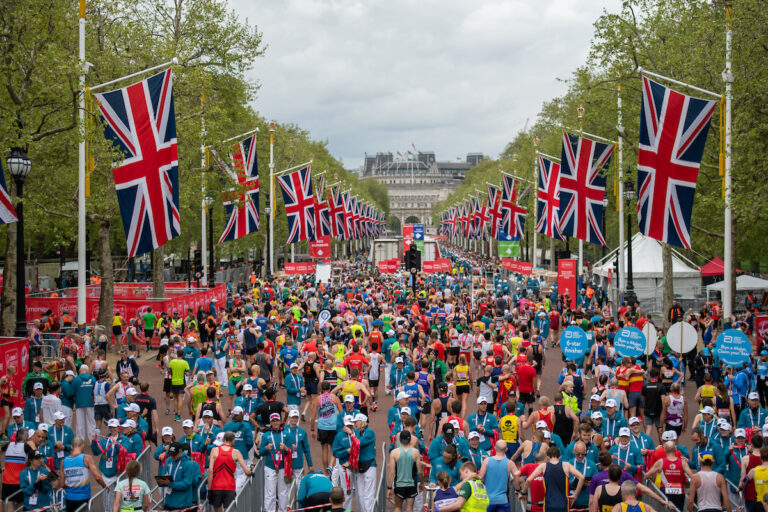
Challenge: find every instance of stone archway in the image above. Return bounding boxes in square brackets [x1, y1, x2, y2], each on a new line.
[404, 215, 421, 225]
[386, 216, 402, 232]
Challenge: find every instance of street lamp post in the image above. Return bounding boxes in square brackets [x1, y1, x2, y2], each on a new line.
[7, 147, 31, 338]
[624, 177, 636, 308]
[204, 196, 214, 288]
[601, 197, 609, 257]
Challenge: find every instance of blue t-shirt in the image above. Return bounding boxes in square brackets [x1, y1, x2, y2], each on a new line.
[194, 357, 213, 374]
[279, 348, 299, 368]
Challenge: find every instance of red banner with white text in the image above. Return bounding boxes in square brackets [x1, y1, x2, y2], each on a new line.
[558, 259, 577, 309]
[309, 235, 331, 258]
[284, 262, 317, 275]
[378, 259, 399, 273]
[0, 337, 29, 411]
[756, 316, 768, 340]
[501, 258, 533, 274]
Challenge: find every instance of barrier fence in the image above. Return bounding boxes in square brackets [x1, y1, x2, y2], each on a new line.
[373, 442, 388, 512]
[224, 460, 264, 512]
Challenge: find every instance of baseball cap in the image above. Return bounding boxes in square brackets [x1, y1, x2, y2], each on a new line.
[125, 403, 140, 413]
[343, 416, 355, 426]
[344, 395, 355, 403]
[354, 413, 368, 423]
[468, 431, 481, 441]
[618, 427, 631, 437]
[202, 410, 214, 417]
[761, 350, 768, 356]
[53, 411, 66, 421]
[699, 450, 715, 463]
[106, 418, 120, 428]
[232, 406, 244, 415]
[269, 413, 281, 422]
[65, 370, 75, 377]
[476, 396, 488, 404]
[735, 428, 747, 438]
[242, 384, 253, 391]
[37, 423, 49, 432]
[33, 382, 43, 390]
[167, 442, 183, 456]
[590, 394, 601, 401]
[605, 399, 617, 408]
[542, 431, 551, 439]
[121, 419, 137, 429]
[699, 406, 715, 415]
[535, 420, 548, 429]
[719, 422, 732, 431]
[750, 392, 760, 400]
[628, 417, 641, 425]
[12, 407, 22, 417]
[214, 432, 225, 446]
[395, 357, 404, 364]
[400, 407, 412, 416]
[396, 392, 410, 401]
[30, 450, 43, 459]
[290, 363, 299, 369]
[590, 411, 603, 420]
[661, 430, 678, 441]
[126, 388, 138, 396]
[288, 409, 300, 418]
[182, 419, 194, 428]
[442, 423, 455, 435]
[161, 426, 174, 436]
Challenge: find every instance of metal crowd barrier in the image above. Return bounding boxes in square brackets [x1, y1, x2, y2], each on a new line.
[87, 447, 151, 512]
[372, 442, 388, 512]
[224, 459, 264, 512]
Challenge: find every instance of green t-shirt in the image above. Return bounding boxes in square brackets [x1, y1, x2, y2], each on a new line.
[458, 481, 473, 499]
[169, 358, 190, 385]
[115, 477, 150, 510]
[142, 313, 157, 330]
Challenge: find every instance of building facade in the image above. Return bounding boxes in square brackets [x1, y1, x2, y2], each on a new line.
[358, 151, 484, 230]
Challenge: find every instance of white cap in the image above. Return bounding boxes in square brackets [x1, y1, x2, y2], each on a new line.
[476, 396, 488, 404]
[187, 336, 196, 343]
[535, 420, 548, 429]
[344, 395, 355, 403]
[618, 427, 631, 437]
[232, 406, 244, 415]
[162, 426, 174, 436]
[400, 407, 412, 416]
[65, 370, 75, 377]
[590, 411, 603, 420]
[590, 394, 601, 401]
[628, 417, 641, 425]
[37, 423, 49, 432]
[290, 363, 299, 369]
[288, 409, 300, 418]
[33, 382, 44, 390]
[468, 431, 481, 440]
[396, 391, 410, 401]
[125, 403, 140, 413]
[122, 419, 137, 429]
[735, 428, 747, 438]
[661, 430, 678, 441]
[719, 421, 732, 431]
[182, 419, 194, 428]
[53, 411, 66, 421]
[80, 365, 89, 372]
[700, 406, 715, 415]
[542, 431, 551, 439]
[242, 384, 253, 391]
[395, 357, 404, 364]
[750, 392, 761, 400]
[107, 418, 120, 428]
[214, 432, 225, 446]
[343, 416, 355, 426]
[202, 410, 214, 417]
[605, 399, 617, 408]
[126, 388, 138, 396]
[354, 413, 368, 423]
[12, 407, 22, 416]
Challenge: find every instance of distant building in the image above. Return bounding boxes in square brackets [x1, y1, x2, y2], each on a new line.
[358, 151, 485, 229]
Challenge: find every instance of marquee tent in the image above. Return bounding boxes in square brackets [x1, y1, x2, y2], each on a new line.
[706, 274, 768, 300]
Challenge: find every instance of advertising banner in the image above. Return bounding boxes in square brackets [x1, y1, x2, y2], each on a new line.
[402, 224, 414, 254]
[716, 329, 752, 366]
[614, 326, 646, 358]
[561, 326, 587, 361]
[309, 235, 331, 258]
[413, 224, 425, 252]
[558, 259, 577, 308]
[756, 316, 768, 340]
[378, 259, 399, 273]
[284, 262, 317, 275]
[0, 337, 28, 410]
[501, 258, 533, 275]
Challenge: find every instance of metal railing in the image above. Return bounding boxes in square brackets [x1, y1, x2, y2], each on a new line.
[87, 446, 152, 512]
[224, 459, 264, 512]
[373, 442, 388, 512]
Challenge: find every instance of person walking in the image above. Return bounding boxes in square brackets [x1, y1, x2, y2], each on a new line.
[72, 366, 97, 440]
[645, 441, 694, 512]
[207, 432, 252, 512]
[522, 446, 585, 512]
[479, 440, 519, 512]
[59, 437, 107, 512]
[19, 450, 53, 512]
[688, 451, 732, 512]
[386, 430, 422, 512]
[113, 461, 151, 512]
[609, 481, 658, 512]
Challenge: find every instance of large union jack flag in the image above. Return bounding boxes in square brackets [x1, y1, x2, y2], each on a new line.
[216, 134, 259, 243]
[637, 76, 716, 249]
[0, 160, 17, 225]
[500, 175, 527, 239]
[536, 155, 563, 240]
[94, 68, 179, 257]
[313, 193, 332, 238]
[557, 131, 613, 245]
[327, 188, 344, 239]
[277, 165, 315, 243]
[486, 185, 504, 239]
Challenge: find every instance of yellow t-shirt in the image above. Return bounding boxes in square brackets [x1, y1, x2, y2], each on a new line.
[169, 358, 189, 386]
[509, 337, 522, 356]
[455, 365, 470, 386]
[499, 414, 519, 443]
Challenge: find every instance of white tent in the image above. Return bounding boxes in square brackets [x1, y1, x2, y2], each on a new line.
[706, 274, 768, 300]
[592, 233, 701, 309]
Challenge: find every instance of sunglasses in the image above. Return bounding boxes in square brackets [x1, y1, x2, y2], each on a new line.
[574, 452, 587, 456]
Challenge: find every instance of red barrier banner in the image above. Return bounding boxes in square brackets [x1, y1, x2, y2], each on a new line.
[402, 224, 414, 254]
[558, 259, 577, 309]
[501, 258, 533, 275]
[423, 261, 437, 273]
[0, 337, 29, 409]
[285, 262, 316, 275]
[757, 316, 768, 340]
[378, 259, 399, 273]
[309, 235, 331, 258]
[436, 258, 452, 272]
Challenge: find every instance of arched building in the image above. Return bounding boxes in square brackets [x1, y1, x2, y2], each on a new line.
[357, 151, 484, 231]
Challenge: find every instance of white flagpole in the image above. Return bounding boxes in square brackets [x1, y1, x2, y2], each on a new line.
[532, 138, 539, 268]
[617, 80, 626, 293]
[723, 4, 734, 319]
[200, 93, 208, 287]
[88, 58, 178, 92]
[578, 106, 584, 281]
[269, 123, 275, 275]
[222, 127, 258, 144]
[77, 0, 86, 324]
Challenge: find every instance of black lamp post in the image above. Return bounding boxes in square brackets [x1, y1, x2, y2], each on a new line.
[204, 195, 214, 288]
[624, 177, 636, 308]
[7, 147, 31, 338]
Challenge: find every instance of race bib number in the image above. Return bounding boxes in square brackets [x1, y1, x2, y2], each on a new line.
[29, 494, 37, 506]
[665, 487, 683, 495]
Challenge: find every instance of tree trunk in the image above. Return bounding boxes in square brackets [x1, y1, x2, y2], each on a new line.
[153, 245, 165, 298]
[96, 219, 114, 334]
[662, 243, 674, 328]
[549, 238, 556, 271]
[0, 220, 18, 336]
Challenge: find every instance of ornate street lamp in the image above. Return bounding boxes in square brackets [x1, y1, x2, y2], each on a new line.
[7, 147, 31, 338]
[204, 195, 214, 288]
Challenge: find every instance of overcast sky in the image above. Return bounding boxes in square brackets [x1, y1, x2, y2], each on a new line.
[233, 0, 621, 170]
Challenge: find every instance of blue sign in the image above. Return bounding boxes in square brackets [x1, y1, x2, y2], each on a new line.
[413, 224, 424, 240]
[716, 329, 752, 366]
[561, 326, 587, 361]
[614, 326, 646, 358]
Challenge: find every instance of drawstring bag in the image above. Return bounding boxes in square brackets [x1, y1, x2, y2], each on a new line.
[283, 448, 293, 483]
[349, 436, 361, 471]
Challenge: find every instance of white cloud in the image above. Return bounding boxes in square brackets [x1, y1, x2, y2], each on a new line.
[233, 0, 620, 168]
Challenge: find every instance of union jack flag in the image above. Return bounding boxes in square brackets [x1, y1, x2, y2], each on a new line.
[216, 134, 259, 243]
[487, 185, 503, 239]
[313, 193, 331, 238]
[557, 131, 613, 245]
[94, 68, 179, 257]
[536, 155, 563, 240]
[342, 192, 353, 239]
[476, 197, 490, 240]
[637, 76, 716, 249]
[327, 188, 344, 239]
[277, 165, 315, 243]
[500, 176, 527, 239]
[0, 160, 17, 225]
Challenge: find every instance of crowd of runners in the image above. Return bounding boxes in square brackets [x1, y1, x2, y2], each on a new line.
[4, 244, 767, 512]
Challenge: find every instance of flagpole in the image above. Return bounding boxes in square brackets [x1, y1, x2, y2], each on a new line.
[200, 93, 208, 287]
[221, 127, 259, 144]
[88, 58, 178, 92]
[723, 3, 734, 319]
[269, 122, 275, 275]
[617, 79, 626, 294]
[77, 0, 86, 324]
[578, 106, 584, 282]
[532, 138, 539, 268]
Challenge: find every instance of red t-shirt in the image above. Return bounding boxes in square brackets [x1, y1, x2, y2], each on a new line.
[549, 311, 560, 330]
[519, 463, 545, 512]
[433, 342, 446, 361]
[517, 364, 537, 393]
[301, 340, 318, 355]
[497, 375, 517, 406]
[491, 343, 504, 359]
[369, 331, 382, 353]
[343, 353, 370, 372]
